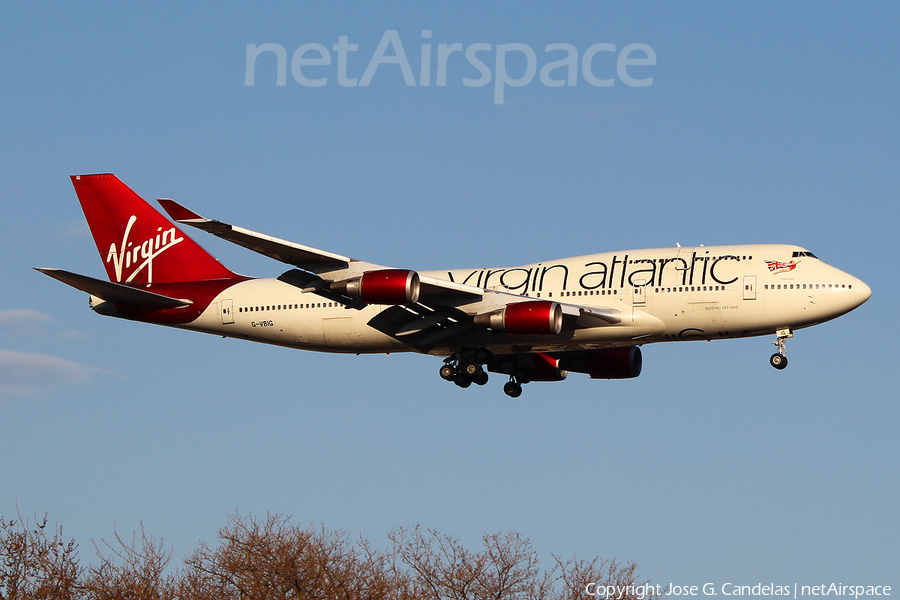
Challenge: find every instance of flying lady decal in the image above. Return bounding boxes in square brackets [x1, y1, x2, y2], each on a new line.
[765, 260, 798, 275]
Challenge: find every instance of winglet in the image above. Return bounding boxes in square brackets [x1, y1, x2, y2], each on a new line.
[157, 198, 205, 223]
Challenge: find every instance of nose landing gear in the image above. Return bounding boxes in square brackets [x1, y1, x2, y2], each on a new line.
[770, 328, 792, 370]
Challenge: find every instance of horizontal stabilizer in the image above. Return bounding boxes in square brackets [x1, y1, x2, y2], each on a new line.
[157, 199, 352, 273]
[35, 268, 191, 309]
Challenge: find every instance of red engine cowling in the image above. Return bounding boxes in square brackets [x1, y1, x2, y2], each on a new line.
[331, 269, 420, 305]
[475, 301, 563, 335]
[558, 347, 642, 379]
[486, 352, 568, 382]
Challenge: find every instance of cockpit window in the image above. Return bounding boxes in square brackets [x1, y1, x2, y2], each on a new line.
[792, 251, 818, 259]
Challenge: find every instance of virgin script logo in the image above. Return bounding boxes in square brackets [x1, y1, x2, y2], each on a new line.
[107, 215, 184, 283]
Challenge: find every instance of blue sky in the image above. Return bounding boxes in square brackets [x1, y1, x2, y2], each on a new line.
[2, 0, 898, 590]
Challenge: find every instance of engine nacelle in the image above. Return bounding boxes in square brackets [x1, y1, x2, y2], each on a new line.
[331, 269, 420, 305]
[558, 347, 643, 379]
[474, 301, 563, 335]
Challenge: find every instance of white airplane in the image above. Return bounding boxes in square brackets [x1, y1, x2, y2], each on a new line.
[38, 174, 871, 397]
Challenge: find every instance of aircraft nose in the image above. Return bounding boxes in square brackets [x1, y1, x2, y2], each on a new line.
[854, 278, 872, 307]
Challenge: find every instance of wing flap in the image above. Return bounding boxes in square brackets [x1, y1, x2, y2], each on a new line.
[35, 268, 191, 309]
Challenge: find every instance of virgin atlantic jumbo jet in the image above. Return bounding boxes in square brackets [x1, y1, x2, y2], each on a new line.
[38, 174, 871, 397]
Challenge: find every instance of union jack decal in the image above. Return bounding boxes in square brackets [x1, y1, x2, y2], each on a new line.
[765, 259, 798, 274]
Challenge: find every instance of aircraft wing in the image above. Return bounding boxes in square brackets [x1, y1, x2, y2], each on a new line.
[35, 268, 191, 309]
[157, 199, 353, 274]
[159, 199, 486, 304]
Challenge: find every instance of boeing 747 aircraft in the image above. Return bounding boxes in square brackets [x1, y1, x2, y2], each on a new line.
[38, 174, 871, 397]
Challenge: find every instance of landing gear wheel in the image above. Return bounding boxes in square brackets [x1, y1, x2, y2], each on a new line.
[770, 328, 792, 371]
[472, 370, 489, 386]
[454, 373, 472, 388]
[473, 347, 493, 364]
[464, 363, 479, 376]
[514, 368, 532, 385]
[503, 381, 523, 398]
[439, 365, 456, 381]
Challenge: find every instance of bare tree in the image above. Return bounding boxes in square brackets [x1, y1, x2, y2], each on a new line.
[182, 513, 412, 600]
[552, 556, 660, 600]
[81, 524, 176, 600]
[0, 514, 81, 600]
[1, 511, 659, 600]
[391, 527, 553, 600]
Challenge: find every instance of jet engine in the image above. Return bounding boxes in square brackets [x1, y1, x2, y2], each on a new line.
[474, 301, 563, 335]
[558, 347, 642, 379]
[331, 269, 420, 305]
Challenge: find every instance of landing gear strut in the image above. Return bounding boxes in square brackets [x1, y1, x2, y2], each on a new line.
[770, 328, 792, 370]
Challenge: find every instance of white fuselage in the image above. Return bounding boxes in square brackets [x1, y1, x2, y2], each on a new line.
[173, 244, 870, 356]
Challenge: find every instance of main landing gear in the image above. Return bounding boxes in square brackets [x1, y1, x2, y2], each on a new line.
[501, 365, 535, 398]
[440, 349, 536, 398]
[769, 328, 792, 370]
[439, 348, 492, 389]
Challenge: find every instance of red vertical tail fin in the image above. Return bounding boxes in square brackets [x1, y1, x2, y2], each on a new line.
[72, 174, 240, 284]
